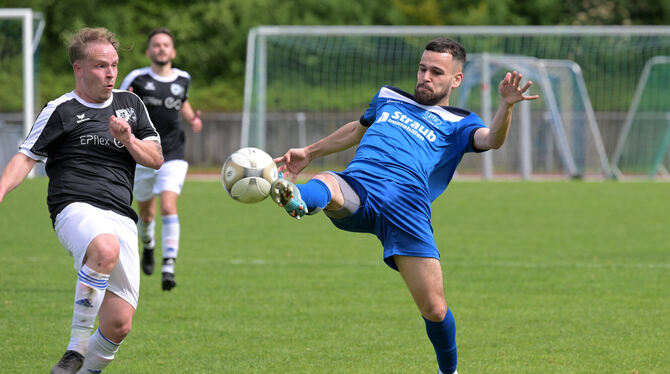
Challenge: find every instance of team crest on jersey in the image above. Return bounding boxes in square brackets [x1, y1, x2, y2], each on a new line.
[422, 111, 443, 127]
[170, 83, 184, 96]
[144, 81, 156, 90]
[115, 108, 136, 123]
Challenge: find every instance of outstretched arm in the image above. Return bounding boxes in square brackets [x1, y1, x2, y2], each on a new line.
[274, 120, 368, 182]
[109, 115, 164, 169]
[0, 153, 37, 204]
[474, 71, 539, 150]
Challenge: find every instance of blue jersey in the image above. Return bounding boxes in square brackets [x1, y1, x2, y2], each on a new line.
[347, 86, 486, 202]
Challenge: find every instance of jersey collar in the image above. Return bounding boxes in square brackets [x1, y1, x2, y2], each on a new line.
[69, 90, 114, 109]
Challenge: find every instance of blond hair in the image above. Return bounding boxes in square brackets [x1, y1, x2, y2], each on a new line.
[68, 27, 119, 65]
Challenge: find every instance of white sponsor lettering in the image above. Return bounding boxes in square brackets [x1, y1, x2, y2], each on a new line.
[79, 134, 125, 149]
[164, 97, 183, 110]
[80, 134, 110, 146]
[389, 111, 436, 142]
[143, 96, 163, 106]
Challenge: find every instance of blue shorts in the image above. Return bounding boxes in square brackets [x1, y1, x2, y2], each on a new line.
[328, 171, 438, 271]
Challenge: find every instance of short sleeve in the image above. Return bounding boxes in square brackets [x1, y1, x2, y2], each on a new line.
[132, 97, 160, 143]
[359, 89, 382, 127]
[457, 113, 486, 153]
[19, 104, 64, 162]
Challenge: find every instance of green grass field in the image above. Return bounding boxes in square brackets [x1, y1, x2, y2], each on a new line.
[1, 178, 668, 373]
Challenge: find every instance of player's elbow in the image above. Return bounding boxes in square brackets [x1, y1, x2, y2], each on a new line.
[488, 140, 504, 150]
[149, 155, 164, 170]
[486, 134, 507, 150]
[142, 154, 163, 170]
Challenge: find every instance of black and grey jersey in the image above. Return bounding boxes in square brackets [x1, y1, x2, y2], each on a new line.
[19, 90, 160, 225]
[119, 67, 191, 161]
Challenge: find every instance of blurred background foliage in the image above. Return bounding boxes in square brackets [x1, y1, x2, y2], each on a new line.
[3, 0, 670, 111]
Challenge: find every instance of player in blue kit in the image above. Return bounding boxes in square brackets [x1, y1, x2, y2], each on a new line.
[271, 38, 538, 374]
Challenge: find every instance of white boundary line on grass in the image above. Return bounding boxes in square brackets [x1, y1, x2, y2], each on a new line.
[225, 258, 670, 269]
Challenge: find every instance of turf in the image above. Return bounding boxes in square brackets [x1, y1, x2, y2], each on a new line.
[0, 178, 668, 373]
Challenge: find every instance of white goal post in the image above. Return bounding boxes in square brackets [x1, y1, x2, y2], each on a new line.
[0, 8, 43, 137]
[242, 26, 670, 179]
[0, 8, 44, 175]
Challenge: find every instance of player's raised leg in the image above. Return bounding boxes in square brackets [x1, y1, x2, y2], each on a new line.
[394, 255, 458, 374]
[270, 172, 346, 219]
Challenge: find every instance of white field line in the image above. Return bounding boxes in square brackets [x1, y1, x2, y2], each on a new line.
[220, 258, 670, 269]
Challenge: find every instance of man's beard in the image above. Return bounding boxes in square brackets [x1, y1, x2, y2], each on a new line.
[414, 84, 448, 106]
[151, 58, 170, 66]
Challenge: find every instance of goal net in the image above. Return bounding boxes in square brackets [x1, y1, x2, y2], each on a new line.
[242, 26, 670, 179]
[0, 8, 43, 173]
[612, 56, 670, 179]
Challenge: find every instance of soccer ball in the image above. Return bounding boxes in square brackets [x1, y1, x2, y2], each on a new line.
[221, 147, 278, 204]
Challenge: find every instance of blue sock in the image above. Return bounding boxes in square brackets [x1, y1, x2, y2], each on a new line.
[296, 179, 331, 212]
[424, 308, 457, 374]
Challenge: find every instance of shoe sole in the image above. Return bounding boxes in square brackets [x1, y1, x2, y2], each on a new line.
[271, 179, 294, 207]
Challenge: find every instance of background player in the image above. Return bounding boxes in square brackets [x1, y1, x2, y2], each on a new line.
[270, 38, 538, 374]
[0, 28, 162, 373]
[119, 28, 202, 291]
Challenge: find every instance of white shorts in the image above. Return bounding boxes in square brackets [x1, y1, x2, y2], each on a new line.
[54, 202, 140, 309]
[133, 159, 189, 202]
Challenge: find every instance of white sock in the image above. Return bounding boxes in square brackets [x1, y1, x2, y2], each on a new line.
[67, 265, 109, 354]
[161, 214, 180, 272]
[137, 219, 155, 248]
[77, 328, 121, 373]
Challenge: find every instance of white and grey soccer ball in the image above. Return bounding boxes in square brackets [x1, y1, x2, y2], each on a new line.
[221, 147, 278, 204]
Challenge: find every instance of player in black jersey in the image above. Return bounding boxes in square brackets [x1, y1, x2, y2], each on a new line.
[0, 28, 163, 374]
[119, 28, 202, 291]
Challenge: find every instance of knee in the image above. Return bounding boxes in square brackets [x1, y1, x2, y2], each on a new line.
[139, 210, 154, 223]
[114, 319, 133, 340]
[313, 173, 337, 193]
[422, 303, 447, 322]
[160, 206, 177, 216]
[160, 200, 178, 216]
[160, 192, 179, 216]
[86, 236, 120, 273]
[103, 318, 133, 342]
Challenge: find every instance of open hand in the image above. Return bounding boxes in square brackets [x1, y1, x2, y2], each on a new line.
[499, 71, 539, 105]
[273, 148, 310, 182]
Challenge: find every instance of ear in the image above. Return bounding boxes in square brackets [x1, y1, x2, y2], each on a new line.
[145, 48, 150, 58]
[73, 61, 81, 77]
[452, 71, 463, 88]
